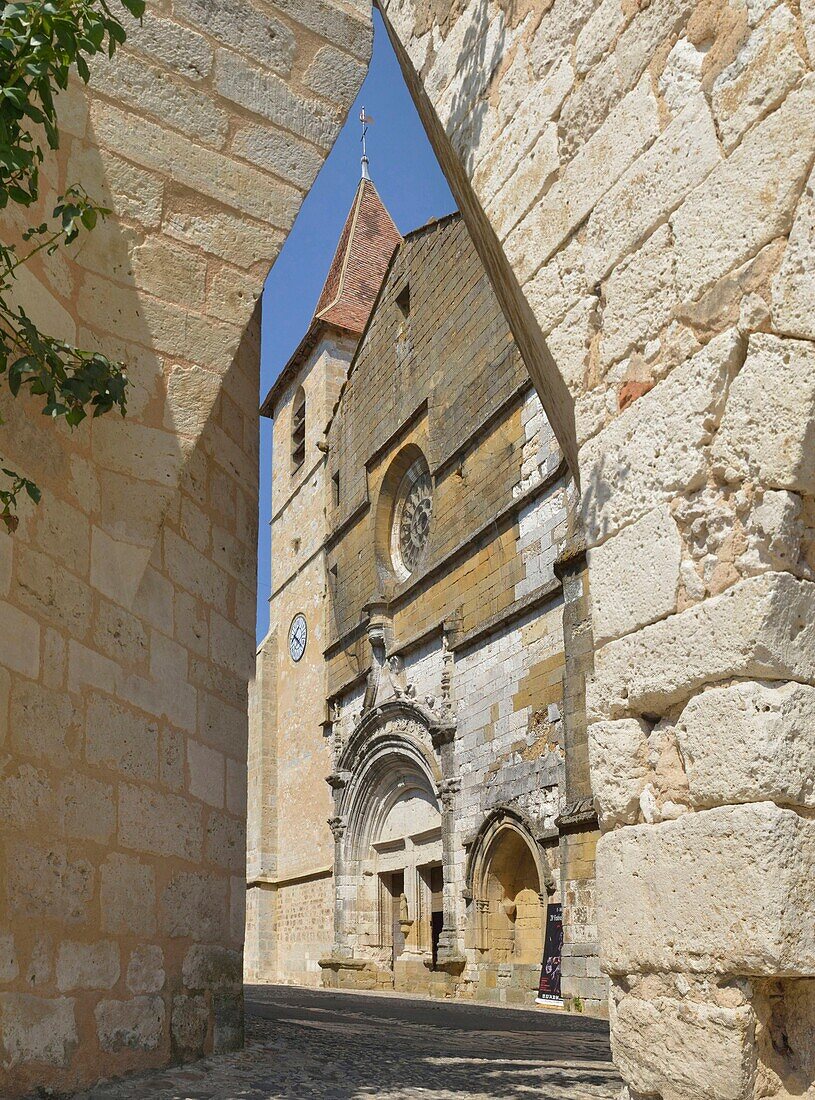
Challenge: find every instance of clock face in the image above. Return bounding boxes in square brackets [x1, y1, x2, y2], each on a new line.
[288, 614, 307, 663]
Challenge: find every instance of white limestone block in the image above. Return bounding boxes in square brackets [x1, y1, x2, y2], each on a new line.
[591, 572, 815, 719]
[612, 994, 757, 1100]
[677, 681, 815, 809]
[738, 489, 805, 575]
[803, 0, 815, 63]
[659, 37, 706, 114]
[711, 6, 805, 153]
[712, 333, 815, 495]
[546, 295, 598, 396]
[580, 328, 743, 546]
[0, 993, 78, 1067]
[585, 94, 721, 282]
[588, 718, 650, 829]
[599, 222, 677, 367]
[597, 802, 815, 975]
[574, 0, 625, 75]
[771, 166, 815, 340]
[672, 76, 815, 301]
[56, 941, 120, 992]
[588, 506, 682, 645]
[505, 75, 659, 279]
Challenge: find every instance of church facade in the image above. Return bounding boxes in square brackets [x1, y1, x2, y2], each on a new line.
[246, 178, 605, 1012]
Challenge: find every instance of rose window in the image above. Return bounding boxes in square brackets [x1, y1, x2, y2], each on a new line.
[391, 458, 433, 580]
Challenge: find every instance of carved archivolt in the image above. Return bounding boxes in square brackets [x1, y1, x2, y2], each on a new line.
[466, 807, 556, 901]
[336, 700, 443, 863]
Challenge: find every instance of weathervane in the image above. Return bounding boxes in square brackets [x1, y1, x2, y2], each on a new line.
[360, 106, 373, 180]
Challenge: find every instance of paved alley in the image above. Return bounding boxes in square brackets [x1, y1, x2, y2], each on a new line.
[76, 985, 621, 1100]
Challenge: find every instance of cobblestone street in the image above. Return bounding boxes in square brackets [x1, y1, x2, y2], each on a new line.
[77, 985, 621, 1099]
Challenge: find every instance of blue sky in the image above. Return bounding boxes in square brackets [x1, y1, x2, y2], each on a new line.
[256, 9, 456, 642]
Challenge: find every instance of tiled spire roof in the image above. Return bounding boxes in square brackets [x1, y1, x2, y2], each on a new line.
[313, 176, 402, 334]
[260, 176, 401, 418]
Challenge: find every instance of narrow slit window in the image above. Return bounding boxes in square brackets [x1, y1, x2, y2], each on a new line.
[332, 471, 340, 506]
[396, 283, 410, 318]
[291, 386, 306, 472]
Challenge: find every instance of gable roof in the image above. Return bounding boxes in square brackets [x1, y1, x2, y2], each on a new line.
[260, 176, 401, 418]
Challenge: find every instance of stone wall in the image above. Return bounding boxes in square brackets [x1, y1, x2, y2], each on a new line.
[2, 0, 812, 1089]
[246, 331, 352, 988]
[378, 0, 815, 1092]
[0, 1, 370, 1092]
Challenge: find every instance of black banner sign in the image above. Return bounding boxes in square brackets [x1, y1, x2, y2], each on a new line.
[536, 902, 563, 1004]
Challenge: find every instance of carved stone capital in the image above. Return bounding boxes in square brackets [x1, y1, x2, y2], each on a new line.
[328, 815, 347, 841]
[326, 770, 351, 791]
[437, 775, 461, 809]
[429, 718, 456, 751]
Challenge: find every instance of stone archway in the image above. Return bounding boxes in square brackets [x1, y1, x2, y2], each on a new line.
[322, 701, 451, 992]
[465, 809, 555, 1001]
[2, 0, 813, 1093]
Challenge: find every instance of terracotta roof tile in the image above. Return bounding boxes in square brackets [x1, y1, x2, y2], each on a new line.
[260, 176, 401, 417]
[314, 176, 402, 334]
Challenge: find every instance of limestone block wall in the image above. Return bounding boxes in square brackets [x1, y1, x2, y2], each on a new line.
[0, 2, 370, 1093]
[379, 0, 815, 1092]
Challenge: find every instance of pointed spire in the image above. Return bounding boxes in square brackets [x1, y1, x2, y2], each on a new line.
[313, 174, 401, 335]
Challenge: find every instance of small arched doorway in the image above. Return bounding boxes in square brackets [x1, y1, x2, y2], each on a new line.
[466, 810, 556, 1003]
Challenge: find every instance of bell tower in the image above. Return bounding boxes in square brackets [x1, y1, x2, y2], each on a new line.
[246, 170, 401, 985]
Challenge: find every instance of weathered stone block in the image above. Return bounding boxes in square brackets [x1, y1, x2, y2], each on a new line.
[588, 506, 682, 645]
[56, 941, 120, 992]
[171, 993, 207, 1057]
[182, 944, 242, 991]
[580, 329, 743, 546]
[126, 945, 165, 994]
[126, 10, 213, 80]
[182, 0, 295, 74]
[771, 165, 815, 341]
[0, 600, 40, 679]
[6, 841, 93, 925]
[588, 719, 650, 830]
[214, 50, 341, 152]
[599, 223, 677, 368]
[60, 772, 115, 844]
[213, 989, 244, 1053]
[0, 934, 18, 984]
[612, 993, 757, 1100]
[100, 853, 156, 936]
[161, 872, 228, 940]
[118, 784, 202, 862]
[188, 738, 225, 808]
[598, 803, 815, 975]
[591, 573, 815, 719]
[0, 993, 77, 1067]
[672, 76, 815, 301]
[585, 95, 721, 282]
[711, 5, 805, 153]
[677, 681, 815, 810]
[712, 333, 815, 495]
[95, 995, 165, 1052]
[505, 76, 659, 279]
[205, 810, 245, 871]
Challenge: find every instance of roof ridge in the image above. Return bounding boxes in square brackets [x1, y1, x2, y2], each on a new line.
[315, 178, 366, 323]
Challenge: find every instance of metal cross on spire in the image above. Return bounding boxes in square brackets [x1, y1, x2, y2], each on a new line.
[360, 106, 373, 180]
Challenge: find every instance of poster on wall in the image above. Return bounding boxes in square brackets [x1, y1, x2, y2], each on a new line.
[536, 903, 563, 1005]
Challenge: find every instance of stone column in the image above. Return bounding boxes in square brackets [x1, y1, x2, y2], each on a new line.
[327, 814, 351, 958]
[433, 767, 466, 974]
